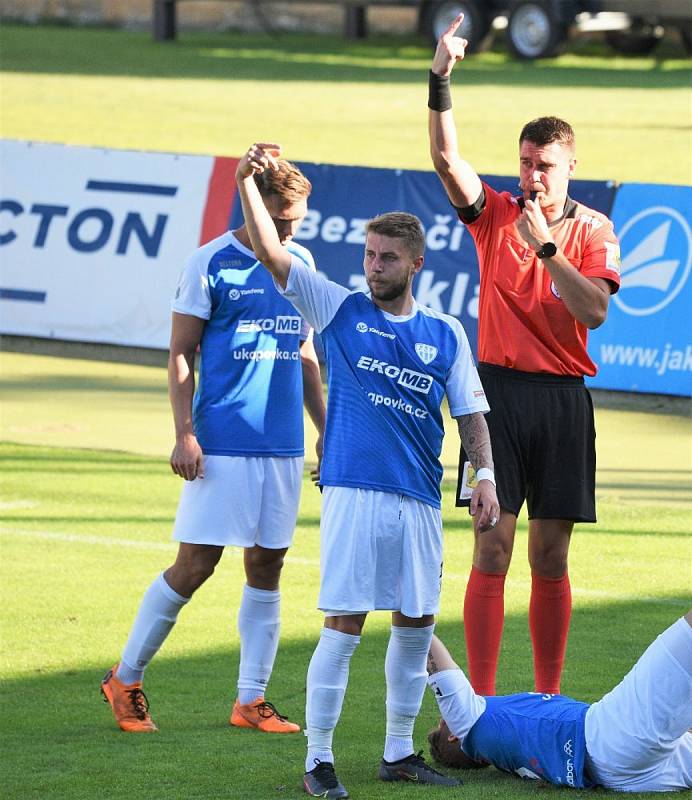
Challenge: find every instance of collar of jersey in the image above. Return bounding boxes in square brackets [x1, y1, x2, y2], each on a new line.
[364, 292, 419, 323]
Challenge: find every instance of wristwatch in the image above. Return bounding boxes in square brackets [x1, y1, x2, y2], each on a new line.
[536, 242, 557, 259]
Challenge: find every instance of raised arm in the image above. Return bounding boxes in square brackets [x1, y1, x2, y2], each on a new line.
[236, 143, 293, 288]
[428, 13, 483, 209]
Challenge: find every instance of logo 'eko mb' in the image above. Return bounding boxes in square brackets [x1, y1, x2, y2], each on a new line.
[614, 206, 691, 317]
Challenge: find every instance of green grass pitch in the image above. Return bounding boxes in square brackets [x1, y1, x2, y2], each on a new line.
[1, 352, 690, 799]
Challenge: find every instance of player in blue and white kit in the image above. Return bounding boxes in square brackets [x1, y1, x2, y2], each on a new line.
[101, 160, 326, 736]
[237, 142, 501, 799]
[426, 612, 692, 792]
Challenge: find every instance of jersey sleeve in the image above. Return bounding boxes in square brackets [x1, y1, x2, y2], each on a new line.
[461, 183, 519, 275]
[578, 217, 621, 294]
[287, 243, 318, 340]
[278, 254, 351, 334]
[171, 249, 211, 319]
[445, 318, 490, 417]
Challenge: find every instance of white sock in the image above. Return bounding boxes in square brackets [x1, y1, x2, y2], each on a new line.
[305, 627, 360, 772]
[117, 573, 189, 685]
[237, 584, 281, 704]
[383, 624, 435, 763]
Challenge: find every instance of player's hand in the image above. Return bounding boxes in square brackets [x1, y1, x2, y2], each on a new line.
[431, 13, 468, 77]
[469, 480, 500, 532]
[516, 198, 552, 251]
[170, 433, 205, 481]
[236, 142, 281, 181]
[310, 433, 324, 487]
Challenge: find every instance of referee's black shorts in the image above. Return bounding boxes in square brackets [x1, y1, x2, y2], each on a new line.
[478, 362, 596, 522]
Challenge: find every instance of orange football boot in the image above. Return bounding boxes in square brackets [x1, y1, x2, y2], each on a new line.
[100, 665, 158, 733]
[230, 697, 300, 733]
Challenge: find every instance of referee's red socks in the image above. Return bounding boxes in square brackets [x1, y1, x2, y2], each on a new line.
[529, 572, 572, 695]
[463, 566, 506, 696]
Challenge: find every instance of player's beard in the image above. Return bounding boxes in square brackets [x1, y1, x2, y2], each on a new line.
[367, 273, 410, 302]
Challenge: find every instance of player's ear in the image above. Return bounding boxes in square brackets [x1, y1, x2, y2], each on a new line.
[447, 734, 459, 743]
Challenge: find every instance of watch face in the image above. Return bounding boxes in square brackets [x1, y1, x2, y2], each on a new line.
[539, 242, 557, 258]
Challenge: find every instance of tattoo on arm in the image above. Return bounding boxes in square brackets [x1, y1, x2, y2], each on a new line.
[457, 412, 494, 473]
[427, 651, 439, 676]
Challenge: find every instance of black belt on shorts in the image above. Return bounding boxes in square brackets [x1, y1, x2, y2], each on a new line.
[478, 362, 585, 388]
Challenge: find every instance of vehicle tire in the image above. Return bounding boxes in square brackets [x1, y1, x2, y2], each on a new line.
[605, 21, 661, 56]
[506, 1, 569, 60]
[420, 0, 492, 53]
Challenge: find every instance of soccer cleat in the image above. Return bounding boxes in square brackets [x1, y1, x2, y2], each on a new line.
[100, 665, 158, 733]
[230, 697, 300, 734]
[303, 760, 349, 798]
[379, 751, 462, 786]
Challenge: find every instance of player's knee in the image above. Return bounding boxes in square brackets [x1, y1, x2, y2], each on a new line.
[475, 540, 512, 572]
[245, 549, 285, 586]
[529, 547, 568, 576]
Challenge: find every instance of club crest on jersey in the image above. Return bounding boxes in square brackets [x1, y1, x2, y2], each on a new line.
[415, 343, 438, 365]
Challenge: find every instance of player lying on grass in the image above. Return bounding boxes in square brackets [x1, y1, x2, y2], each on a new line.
[426, 612, 692, 791]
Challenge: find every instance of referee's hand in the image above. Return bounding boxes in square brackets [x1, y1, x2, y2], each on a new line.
[470, 480, 499, 532]
[431, 13, 468, 78]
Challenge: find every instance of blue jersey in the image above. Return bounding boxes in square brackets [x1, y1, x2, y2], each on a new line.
[172, 231, 314, 456]
[464, 693, 594, 789]
[282, 257, 488, 508]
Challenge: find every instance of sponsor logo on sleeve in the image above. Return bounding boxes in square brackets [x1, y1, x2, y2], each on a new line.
[604, 241, 621, 275]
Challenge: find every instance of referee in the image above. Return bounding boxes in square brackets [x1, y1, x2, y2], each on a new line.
[428, 15, 622, 697]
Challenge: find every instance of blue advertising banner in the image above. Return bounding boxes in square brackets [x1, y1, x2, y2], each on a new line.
[229, 162, 615, 358]
[587, 183, 692, 397]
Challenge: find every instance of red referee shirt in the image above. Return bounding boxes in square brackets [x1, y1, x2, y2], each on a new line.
[465, 182, 621, 377]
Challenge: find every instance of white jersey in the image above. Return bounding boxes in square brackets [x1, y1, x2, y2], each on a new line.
[280, 256, 489, 509]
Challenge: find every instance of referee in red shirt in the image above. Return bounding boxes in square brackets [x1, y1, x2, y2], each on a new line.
[427, 15, 622, 697]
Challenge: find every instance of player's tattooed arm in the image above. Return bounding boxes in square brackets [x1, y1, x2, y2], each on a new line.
[456, 412, 494, 473]
[427, 650, 440, 676]
[427, 635, 459, 675]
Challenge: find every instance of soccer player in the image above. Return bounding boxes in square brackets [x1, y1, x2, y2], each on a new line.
[428, 15, 622, 697]
[101, 159, 326, 735]
[426, 612, 692, 792]
[236, 142, 500, 799]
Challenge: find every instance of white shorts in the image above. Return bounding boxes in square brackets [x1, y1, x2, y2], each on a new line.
[585, 616, 692, 792]
[172, 454, 303, 549]
[318, 486, 443, 618]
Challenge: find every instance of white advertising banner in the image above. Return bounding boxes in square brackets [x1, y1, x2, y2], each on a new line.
[0, 140, 223, 349]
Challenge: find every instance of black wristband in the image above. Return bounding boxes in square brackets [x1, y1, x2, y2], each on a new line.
[428, 70, 452, 112]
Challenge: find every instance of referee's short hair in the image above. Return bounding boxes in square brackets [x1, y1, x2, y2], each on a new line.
[254, 160, 312, 204]
[365, 212, 425, 260]
[520, 116, 575, 153]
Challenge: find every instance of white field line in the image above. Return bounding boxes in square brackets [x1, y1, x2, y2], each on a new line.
[1, 527, 688, 606]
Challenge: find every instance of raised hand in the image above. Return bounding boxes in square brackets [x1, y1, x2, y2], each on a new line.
[431, 13, 468, 77]
[236, 142, 281, 180]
